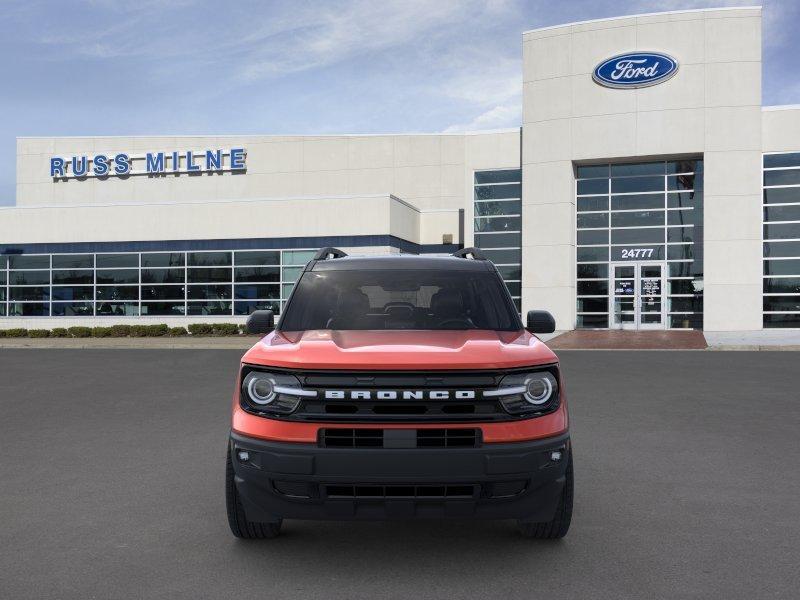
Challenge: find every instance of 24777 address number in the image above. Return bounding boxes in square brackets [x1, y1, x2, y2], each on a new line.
[620, 248, 655, 259]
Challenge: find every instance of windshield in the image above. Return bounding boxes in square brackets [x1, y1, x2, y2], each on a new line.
[279, 269, 521, 331]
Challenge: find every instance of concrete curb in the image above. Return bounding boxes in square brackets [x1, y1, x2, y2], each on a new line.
[708, 344, 800, 351]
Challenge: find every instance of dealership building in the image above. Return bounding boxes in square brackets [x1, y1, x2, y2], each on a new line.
[2, 6, 799, 332]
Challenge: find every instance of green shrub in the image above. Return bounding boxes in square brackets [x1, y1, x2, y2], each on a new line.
[68, 326, 92, 338]
[50, 328, 69, 338]
[212, 323, 240, 336]
[91, 327, 113, 338]
[0, 329, 5, 338]
[129, 325, 149, 337]
[28, 329, 51, 338]
[109, 324, 132, 337]
[146, 324, 169, 337]
[168, 326, 188, 336]
[4, 328, 29, 338]
[188, 323, 214, 336]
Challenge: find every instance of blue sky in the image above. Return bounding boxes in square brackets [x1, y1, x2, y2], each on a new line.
[1, 0, 798, 206]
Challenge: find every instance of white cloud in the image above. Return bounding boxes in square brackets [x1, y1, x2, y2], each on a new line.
[443, 103, 521, 132]
[236, 0, 476, 81]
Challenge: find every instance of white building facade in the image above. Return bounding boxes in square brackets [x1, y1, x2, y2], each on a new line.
[2, 6, 799, 332]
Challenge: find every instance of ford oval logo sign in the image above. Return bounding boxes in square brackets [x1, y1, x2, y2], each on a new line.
[593, 52, 678, 89]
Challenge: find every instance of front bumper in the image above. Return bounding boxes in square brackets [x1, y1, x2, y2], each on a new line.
[230, 431, 570, 522]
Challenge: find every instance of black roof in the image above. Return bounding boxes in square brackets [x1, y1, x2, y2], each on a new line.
[310, 254, 495, 272]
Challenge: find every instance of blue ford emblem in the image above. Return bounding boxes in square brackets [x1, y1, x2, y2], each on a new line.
[593, 52, 678, 89]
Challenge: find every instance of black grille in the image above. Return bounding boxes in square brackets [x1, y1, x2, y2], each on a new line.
[323, 484, 478, 499]
[416, 428, 480, 448]
[320, 428, 384, 448]
[319, 428, 481, 448]
[304, 399, 501, 421]
[296, 371, 507, 422]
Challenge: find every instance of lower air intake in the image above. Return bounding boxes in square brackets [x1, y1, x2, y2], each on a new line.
[323, 484, 478, 499]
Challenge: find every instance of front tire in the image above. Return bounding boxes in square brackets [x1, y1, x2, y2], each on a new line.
[226, 446, 282, 539]
[518, 452, 573, 539]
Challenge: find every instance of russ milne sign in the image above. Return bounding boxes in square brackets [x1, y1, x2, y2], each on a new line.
[50, 148, 246, 179]
[593, 52, 678, 89]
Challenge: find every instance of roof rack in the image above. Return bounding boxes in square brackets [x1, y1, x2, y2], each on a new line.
[313, 247, 348, 260]
[452, 247, 487, 260]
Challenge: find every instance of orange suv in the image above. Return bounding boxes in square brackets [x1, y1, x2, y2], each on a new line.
[226, 248, 572, 539]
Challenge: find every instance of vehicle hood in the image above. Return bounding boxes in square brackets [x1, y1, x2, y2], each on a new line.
[242, 329, 557, 370]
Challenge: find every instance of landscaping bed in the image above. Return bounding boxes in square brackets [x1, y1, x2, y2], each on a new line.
[0, 323, 253, 338]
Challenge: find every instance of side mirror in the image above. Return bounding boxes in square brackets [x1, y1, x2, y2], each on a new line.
[246, 310, 275, 334]
[526, 310, 556, 334]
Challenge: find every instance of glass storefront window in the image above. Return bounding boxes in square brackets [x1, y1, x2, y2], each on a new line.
[282, 250, 315, 266]
[577, 230, 608, 245]
[52, 302, 94, 316]
[764, 153, 800, 328]
[610, 176, 664, 194]
[577, 213, 609, 229]
[474, 200, 521, 217]
[763, 169, 800, 187]
[611, 211, 664, 228]
[187, 302, 232, 315]
[577, 179, 607, 195]
[141, 285, 186, 300]
[9, 255, 49, 269]
[9, 271, 50, 285]
[764, 259, 800, 275]
[96, 269, 138, 284]
[52, 286, 94, 301]
[142, 268, 185, 284]
[141, 302, 185, 316]
[52, 254, 93, 269]
[52, 270, 93, 285]
[577, 196, 608, 212]
[577, 264, 608, 279]
[141, 253, 185, 268]
[10, 287, 50, 301]
[96, 254, 137, 268]
[474, 169, 522, 309]
[474, 183, 521, 200]
[96, 286, 138, 301]
[187, 252, 231, 267]
[0, 247, 320, 318]
[187, 268, 230, 283]
[576, 159, 703, 330]
[234, 251, 279, 266]
[474, 232, 521, 248]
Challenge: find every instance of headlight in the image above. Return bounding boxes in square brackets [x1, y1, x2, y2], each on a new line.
[484, 368, 559, 415]
[246, 375, 276, 405]
[241, 369, 316, 414]
[524, 374, 554, 405]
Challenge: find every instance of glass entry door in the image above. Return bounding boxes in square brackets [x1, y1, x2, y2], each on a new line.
[610, 262, 666, 330]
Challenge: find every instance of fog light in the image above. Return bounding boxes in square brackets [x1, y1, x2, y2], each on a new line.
[550, 450, 562, 462]
[237, 450, 250, 462]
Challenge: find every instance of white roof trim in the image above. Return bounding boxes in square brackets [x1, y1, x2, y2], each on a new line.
[763, 105, 800, 112]
[523, 6, 761, 35]
[16, 128, 520, 141]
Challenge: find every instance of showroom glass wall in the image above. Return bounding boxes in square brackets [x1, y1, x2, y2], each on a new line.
[575, 159, 704, 329]
[763, 152, 800, 328]
[474, 169, 522, 312]
[0, 249, 316, 317]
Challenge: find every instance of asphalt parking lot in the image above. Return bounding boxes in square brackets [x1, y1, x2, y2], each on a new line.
[1, 349, 798, 599]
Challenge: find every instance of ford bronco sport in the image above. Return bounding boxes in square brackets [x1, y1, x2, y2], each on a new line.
[226, 247, 572, 539]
